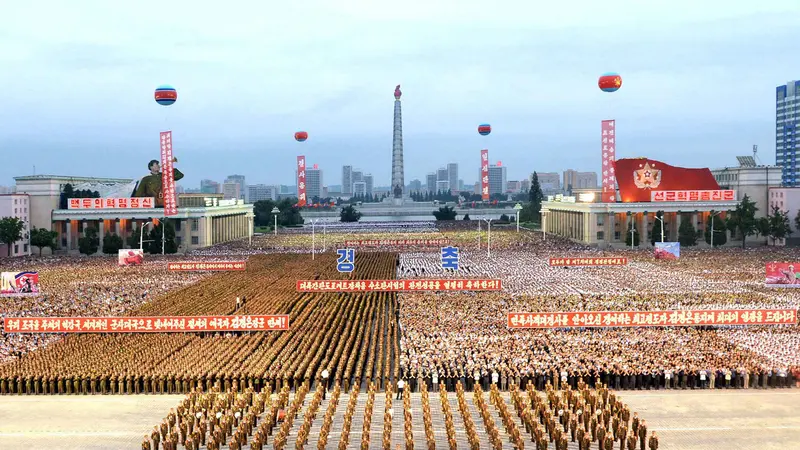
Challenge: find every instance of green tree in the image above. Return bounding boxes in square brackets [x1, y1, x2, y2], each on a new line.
[499, 214, 510, 222]
[624, 215, 640, 247]
[432, 206, 457, 221]
[795, 210, 800, 234]
[725, 194, 758, 248]
[30, 227, 58, 256]
[147, 220, 177, 254]
[102, 234, 124, 254]
[463, 214, 471, 221]
[755, 217, 770, 241]
[650, 211, 666, 245]
[0, 217, 26, 257]
[677, 215, 697, 247]
[766, 205, 792, 245]
[78, 227, 100, 255]
[704, 212, 727, 246]
[340, 205, 362, 222]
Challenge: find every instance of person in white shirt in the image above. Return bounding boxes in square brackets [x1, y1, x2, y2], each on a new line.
[321, 369, 329, 400]
[397, 379, 405, 399]
[491, 372, 499, 386]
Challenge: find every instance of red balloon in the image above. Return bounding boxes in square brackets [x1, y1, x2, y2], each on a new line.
[294, 131, 308, 142]
[598, 73, 622, 92]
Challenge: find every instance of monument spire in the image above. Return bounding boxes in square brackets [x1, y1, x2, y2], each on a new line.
[391, 85, 405, 199]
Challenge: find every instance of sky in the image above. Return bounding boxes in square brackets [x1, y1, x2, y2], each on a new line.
[1, 1, 800, 189]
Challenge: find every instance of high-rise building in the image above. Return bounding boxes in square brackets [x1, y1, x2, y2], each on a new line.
[447, 163, 458, 194]
[222, 182, 240, 200]
[353, 181, 367, 196]
[534, 172, 561, 193]
[0, 186, 11, 194]
[777, 80, 800, 186]
[562, 170, 598, 193]
[363, 174, 374, 196]
[507, 181, 522, 193]
[352, 170, 364, 184]
[246, 184, 277, 203]
[436, 180, 450, 193]
[200, 179, 220, 194]
[305, 167, 323, 200]
[437, 167, 449, 182]
[342, 165, 353, 195]
[0, 194, 31, 257]
[458, 179, 464, 191]
[488, 165, 507, 195]
[426, 173, 437, 193]
[408, 179, 422, 192]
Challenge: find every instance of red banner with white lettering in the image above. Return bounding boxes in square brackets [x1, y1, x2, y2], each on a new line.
[344, 239, 448, 247]
[481, 149, 489, 200]
[167, 261, 247, 271]
[68, 198, 155, 209]
[549, 257, 628, 266]
[296, 279, 502, 292]
[612, 158, 721, 203]
[601, 120, 616, 202]
[765, 262, 800, 287]
[297, 155, 307, 207]
[2, 315, 290, 333]
[507, 309, 797, 329]
[160, 131, 178, 216]
[651, 190, 735, 202]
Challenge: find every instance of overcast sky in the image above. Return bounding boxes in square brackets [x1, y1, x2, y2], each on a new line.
[1, 1, 799, 189]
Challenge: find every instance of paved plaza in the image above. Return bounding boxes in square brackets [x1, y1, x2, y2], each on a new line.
[0, 390, 797, 449]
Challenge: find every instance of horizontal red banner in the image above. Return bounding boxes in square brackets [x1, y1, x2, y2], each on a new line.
[549, 257, 628, 266]
[296, 279, 502, 292]
[650, 190, 735, 202]
[67, 197, 155, 209]
[167, 262, 247, 271]
[343, 239, 448, 247]
[507, 309, 797, 329]
[2, 315, 289, 333]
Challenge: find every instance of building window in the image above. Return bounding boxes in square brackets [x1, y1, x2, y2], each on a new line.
[23, 244, 28, 253]
[596, 215, 605, 227]
[191, 236, 199, 245]
[191, 219, 198, 231]
[596, 231, 604, 241]
[14, 245, 18, 254]
[614, 231, 621, 240]
[176, 236, 182, 246]
[14, 199, 17, 205]
[175, 220, 182, 232]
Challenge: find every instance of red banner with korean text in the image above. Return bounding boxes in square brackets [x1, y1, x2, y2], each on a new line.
[601, 120, 616, 202]
[507, 309, 797, 329]
[160, 131, 178, 216]
[549, 257, 628, 266]
[344, 239, 448, 247]
[2, 315, 290, 333]
[68, 198, 155, 209]
[765, 262, 800, 287]
[167, 261, 247, 271]
[297, 156, 307, 207]
[481, 149, 489, 200]
[296, 279, 502, 292]
[651, 190, 735, 202]
[612, 158, 720, 203]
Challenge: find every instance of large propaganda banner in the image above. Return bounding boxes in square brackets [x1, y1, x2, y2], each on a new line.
[3, 315, 290, 333]
[481, 149, 489, 200]
[612, 158, 721, 203]
[601, 120, 617, 202]
[160, 131, 178, 216]
[68, 198, 155, 209]
[651, 190, 735, 202]
[507, 309, 797, 329]
[167, 261, 247, 271]
[765, 263, 800, 287]
[297, 156, 307, 207]
[549, 257, 628, 266]
[118, 249, 144, 266]
[0, 271, 40, 297]
[344, 239, 448, 247]
[297, 279, 502, 292]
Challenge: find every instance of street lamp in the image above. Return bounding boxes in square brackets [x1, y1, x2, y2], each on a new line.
[483, 218, 494, 257]
[513, 203, 523, 233]
[710, 211, 723, 248]
[477, 214, 482, 247]
[138, 220, 156, 251]
[628, 215, 636, 250]
[655, 211, 665, 243]
[271, 207, 280, 236]
[310, 219, 321, 260]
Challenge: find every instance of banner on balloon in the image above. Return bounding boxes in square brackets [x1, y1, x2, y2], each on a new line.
[296, 279, 502, 292]
[2, 315, 290, 333]
[297, 156, 307, 207]
[0, 271, 40, 297]
[765, 262, 800, 287]
[481, 149, 489, 200]
[507, 309, 797, 329]
[601, 120, 617, 202]
[160, 131, 178, 216]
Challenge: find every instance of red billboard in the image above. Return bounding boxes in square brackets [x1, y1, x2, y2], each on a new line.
[548, 257, 627, 266]
[601, 120, 617, 202]
[481, 149, 489, 200]
[167, 261, 247, 271]
[297, 156, 307, 207]
[3, 315, 289, 333]
[344, 239, 448, 247]
[160, 131, 178, 216]
[612, 158, 720, 203]
[651, 190, 735, 202]
[296, 279, 502, 292]
[68, 198, 155, 209]
[765, 263, 800, 287]
[507, 309, 797, 329]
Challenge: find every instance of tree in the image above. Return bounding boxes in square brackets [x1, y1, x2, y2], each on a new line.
[78, 227, 100, 255]
[795, 210, 800, 235]
[499, 214, 510, 222]
[30, 227, 58, 256]
[528, 172, 544, 221]
[650, 211, 666, 245]
[463, 214, 471, 221]
[340, 205, 362, 223]
[432, 206, 457, 221]
[725, 194, 758, 248]
[624, 216, 640, 247]
[147, 220, 177, 254]
[102, 234, 124, 254]
[0, 217, 26, 257]
[59, 183, 75, 209]
[127, 226, 143, 250]
[755, 217, 770, 241]
[704, 212, 727, 246]
[677, 215, 697, 247]
[766, 205, 792, 245]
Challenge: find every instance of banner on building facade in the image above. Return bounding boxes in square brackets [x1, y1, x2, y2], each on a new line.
[548, 257, 628, 266]
[296, 279, 502, 292]
[612, 158, 721, 203]
[118, 249, 144, 266]
[68, 198, 155, 209]
[601, 120, 617, 202]
[343, 239, 448, 247]
[297, 155, 307, 207]
[765, 262, 800, 287]
[2, 315, 290, 333]
[651, 190, 735, 202]
[507, 309, 797, 329]
[0, 271, 40, 297]
[481, 149, 489, 200]
[654, 242, 680, 260]
[160, 131, 178, 216]
[167, 261, 247, 271]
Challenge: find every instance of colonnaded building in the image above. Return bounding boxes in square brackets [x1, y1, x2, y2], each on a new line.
[14, 175, 253, 255]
